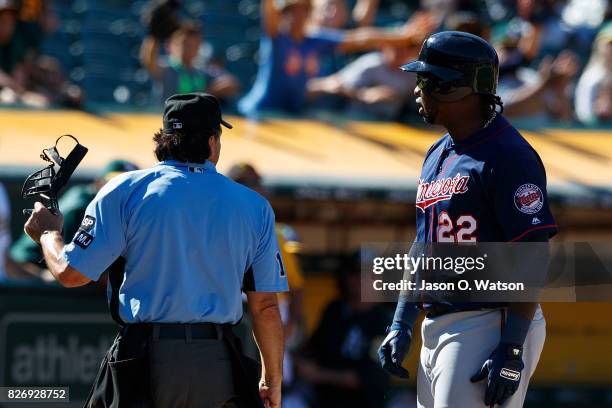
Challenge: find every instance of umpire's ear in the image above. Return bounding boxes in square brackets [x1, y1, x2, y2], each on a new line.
[208, 128, 222, 164]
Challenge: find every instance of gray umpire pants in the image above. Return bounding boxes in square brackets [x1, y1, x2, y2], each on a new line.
[148, 336, 240, 407]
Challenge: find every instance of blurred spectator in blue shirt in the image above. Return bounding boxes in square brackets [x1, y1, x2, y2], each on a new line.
[238, 0, 436, 116]
[140, 21, 240, 105]
[575, 23, 612, 125]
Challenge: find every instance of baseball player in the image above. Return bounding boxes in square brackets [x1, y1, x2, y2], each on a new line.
[378, 31, 557, 407]
[23, 93, 288, 407]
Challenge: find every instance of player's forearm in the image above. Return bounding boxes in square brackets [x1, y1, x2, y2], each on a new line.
[502, 303, 536, 346]
[392, 298, 419, 331]
[507, 303, 537, 322]
[250, 296, 284, 385]
[390, 243, 421, 331]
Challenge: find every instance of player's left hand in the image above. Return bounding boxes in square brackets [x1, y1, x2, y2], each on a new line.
[378, 327, 412, 378]
[24, 202, 64, 244]
[470, 342, 525, 406]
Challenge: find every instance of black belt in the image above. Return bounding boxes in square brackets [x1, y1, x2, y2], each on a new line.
[122, 323, 224, 341]
[425, 304, 503, 319]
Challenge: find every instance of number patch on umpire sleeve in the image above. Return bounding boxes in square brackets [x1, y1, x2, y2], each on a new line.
[80, 215, 96, 232]
[73, 230, 93, 249]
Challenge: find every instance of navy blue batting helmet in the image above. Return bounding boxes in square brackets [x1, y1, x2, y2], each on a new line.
[401, 31, 499, 101]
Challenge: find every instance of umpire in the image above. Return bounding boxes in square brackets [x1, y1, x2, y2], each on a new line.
[23, 93, 288, 408]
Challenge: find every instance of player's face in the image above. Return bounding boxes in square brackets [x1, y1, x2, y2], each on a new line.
[414, 85, 439, 124]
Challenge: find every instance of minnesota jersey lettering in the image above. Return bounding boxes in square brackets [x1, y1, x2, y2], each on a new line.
[416, 173, 469, 212]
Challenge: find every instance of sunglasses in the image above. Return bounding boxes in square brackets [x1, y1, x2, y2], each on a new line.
[416, 74, 438, 93]
[417, 74, 455, 94]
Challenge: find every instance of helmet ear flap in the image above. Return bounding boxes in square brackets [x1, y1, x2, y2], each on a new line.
[474, 65, 496, 94]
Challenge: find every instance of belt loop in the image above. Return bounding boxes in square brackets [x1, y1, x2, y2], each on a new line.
[185, 324, 193, 343]
[152, 324, 160, 342]
[215, 324, 223, 341]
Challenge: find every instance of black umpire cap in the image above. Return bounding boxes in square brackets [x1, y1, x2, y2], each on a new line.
[163, 93, 233, 134]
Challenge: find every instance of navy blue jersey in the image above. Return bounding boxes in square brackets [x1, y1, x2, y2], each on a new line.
[415, 114, 557, 243]
[416, 115, 557, 311]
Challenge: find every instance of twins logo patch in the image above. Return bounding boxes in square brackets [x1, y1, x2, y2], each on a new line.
[500, 368, 521, 381]
[80, 215, 96, 232]
[73, 230, 93, 249]
[514, 184, 544, 214]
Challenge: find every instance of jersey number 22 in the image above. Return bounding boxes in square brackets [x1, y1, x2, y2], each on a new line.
[437, 212, 477, 242]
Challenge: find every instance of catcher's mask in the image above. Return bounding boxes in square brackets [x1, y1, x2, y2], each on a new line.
[21, 135, 88, 215]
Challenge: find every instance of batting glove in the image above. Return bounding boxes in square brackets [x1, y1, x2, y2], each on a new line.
[470, 342, 525, 406]
[378, 326, 411, 378]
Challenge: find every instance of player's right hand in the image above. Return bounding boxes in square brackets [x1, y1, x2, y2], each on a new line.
[378, 327, 412, 378]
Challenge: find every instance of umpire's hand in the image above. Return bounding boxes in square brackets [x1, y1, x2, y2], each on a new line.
[259, 381, 281, 408]
[378, 327, 412, 378]
[24, 202, 64, 244]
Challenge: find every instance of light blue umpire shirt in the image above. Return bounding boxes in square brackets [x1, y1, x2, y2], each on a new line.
[61, 160, 289, 324]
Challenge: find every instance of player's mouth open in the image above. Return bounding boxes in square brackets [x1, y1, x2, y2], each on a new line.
[416, 97, 425, 116]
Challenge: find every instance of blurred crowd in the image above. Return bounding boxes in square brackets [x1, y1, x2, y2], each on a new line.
[0, 0, 82, 108]
[0, 0, 610, 126]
